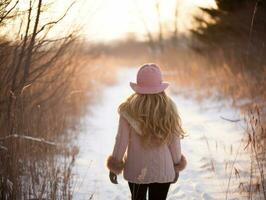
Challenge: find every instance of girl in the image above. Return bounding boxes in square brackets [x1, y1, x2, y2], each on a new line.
[106, 63, 186, 200]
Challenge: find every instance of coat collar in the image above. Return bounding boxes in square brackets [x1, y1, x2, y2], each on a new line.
[120, 111, 143, 135]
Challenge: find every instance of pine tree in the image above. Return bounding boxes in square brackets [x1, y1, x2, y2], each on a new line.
[192, 0, 266, 71]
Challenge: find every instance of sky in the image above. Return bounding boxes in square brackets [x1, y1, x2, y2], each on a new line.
[77, 0, 217, 42]
[11, 0, 216, 43]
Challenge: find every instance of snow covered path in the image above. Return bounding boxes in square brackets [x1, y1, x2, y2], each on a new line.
[72, 67, 248, 200]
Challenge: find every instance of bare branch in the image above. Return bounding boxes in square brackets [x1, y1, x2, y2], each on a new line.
[36, 1, 75, 35]
[0, 134, 57, 146]
[22, 0, 42, 84]
[155, 0, 164, 52]
[0, 0, 19, 24]
[28, 36, 74, 83]
[220, 116, 242, 123]
[132, 0, 155, 49]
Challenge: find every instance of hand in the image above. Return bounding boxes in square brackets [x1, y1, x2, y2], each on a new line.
[171, 172, 179, 184]
[109, 171, 118, 184]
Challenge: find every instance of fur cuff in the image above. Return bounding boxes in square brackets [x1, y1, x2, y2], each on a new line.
[106, 156, 125, 175]
[174, 155, 187, 172]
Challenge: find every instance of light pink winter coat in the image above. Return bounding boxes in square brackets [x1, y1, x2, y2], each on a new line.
[106, 110, 187, 184]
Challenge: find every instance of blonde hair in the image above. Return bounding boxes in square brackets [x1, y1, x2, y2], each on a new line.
[118, 91, 185, 147]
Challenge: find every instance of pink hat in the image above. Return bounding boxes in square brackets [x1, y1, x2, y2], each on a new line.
[130, 63, 169, 94]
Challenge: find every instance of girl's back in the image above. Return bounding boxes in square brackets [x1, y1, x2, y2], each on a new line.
[106, 63, 187, 200]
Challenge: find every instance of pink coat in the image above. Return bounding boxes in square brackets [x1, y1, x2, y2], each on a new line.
[106, 111, 187, 184]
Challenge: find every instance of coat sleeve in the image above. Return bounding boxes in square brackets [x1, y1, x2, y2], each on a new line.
[106, 115, 130, 175]
[168, 135, 187, 172]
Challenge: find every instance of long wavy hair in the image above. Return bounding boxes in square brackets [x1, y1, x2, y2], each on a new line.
[118, 91, 185, 147]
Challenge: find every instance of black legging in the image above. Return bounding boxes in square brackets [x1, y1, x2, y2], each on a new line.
[128, 182, 171, 200]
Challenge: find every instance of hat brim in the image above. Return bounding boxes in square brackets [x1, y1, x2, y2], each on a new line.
[130, 82, 169, 94]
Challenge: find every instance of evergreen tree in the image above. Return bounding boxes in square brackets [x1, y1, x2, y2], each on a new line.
[192, 0, 266, 71]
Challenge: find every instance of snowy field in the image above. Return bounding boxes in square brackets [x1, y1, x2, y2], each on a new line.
[71, 67, 249, 200]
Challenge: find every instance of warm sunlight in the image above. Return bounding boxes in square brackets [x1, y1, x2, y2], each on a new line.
[6, 0, 216, 42]
[2, 0, 265, 199]
[81, 0, 217, 42]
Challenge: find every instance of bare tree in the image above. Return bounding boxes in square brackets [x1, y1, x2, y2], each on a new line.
[0, 0, 84, 198]
[155, 0, 164, 52]
[133, 0, 156, 51]
[172, 0, 179, 47]
[0, 0, 19, 24]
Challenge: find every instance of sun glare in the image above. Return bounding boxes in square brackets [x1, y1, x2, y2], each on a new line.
[12, 0, 216, 42]
[81, 0, 217, 42]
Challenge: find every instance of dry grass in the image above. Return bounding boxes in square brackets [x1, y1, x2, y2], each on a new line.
[0, 39, 120, 200]
[88, 38, 266, 198]
[0, 1, 123, 198]
[158, 46, 266, 113]
[156, 46, 266, 199]
[243, 107, 266, 199]
[0, 46, 122, 198]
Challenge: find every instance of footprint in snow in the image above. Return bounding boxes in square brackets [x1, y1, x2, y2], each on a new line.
[201, 192, 215, 200]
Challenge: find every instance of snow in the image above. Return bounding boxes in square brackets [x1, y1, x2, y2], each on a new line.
[71, 67, 249, 200]
[0, 134, 57, 146]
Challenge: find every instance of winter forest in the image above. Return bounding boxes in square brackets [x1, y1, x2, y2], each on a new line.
[0, 0, 265, 199]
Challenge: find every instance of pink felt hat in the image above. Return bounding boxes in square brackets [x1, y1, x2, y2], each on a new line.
[130, 63, 169, 94]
